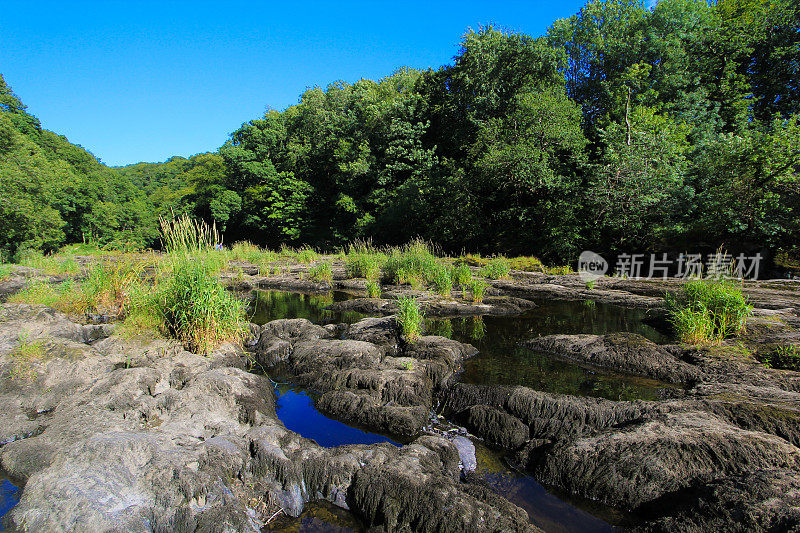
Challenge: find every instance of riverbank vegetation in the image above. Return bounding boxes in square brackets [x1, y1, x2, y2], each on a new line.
[2, 0, 798, 266]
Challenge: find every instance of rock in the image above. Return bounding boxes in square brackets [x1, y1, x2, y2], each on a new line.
[636, 468, 800, 532]
[452, 435, 477, 472]
[524, 332, 702, 384]
[531, 411, 800, 509]
[344, 315, 399, 351]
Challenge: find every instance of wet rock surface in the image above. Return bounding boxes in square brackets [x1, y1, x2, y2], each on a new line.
[250, 317, 477, 437]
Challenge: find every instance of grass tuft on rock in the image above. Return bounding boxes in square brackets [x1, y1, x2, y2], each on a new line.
[395, 296, 424, 342]
[150, 257, 247, 355]
[666, 279, 752, 344]
[479, 257, 511, 280]
[309, 261, 333, 282]
[468, 279, 487, 302]
[365, 280, 381, 298]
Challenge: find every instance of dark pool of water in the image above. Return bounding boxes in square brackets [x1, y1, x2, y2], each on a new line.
[0, 472, 20, 531]
[471, 441, 627, 532]
[264, 499, 364, 532]
[275, 384, 400, 448]
[426, 300, 676, 401]
[249, 290, 366, 326]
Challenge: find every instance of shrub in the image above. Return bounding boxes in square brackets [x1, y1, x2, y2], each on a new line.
[430, 264, 453, 297]
[479, 257, 511, 280]
[452, 263, 472, 286]
[309, 261, 333, 282]
[468, 279, 487, 302]
[365, 280, 381, 298]
[152, 258, 247, 355]
[395, 296, 424, 342]
[666, 279, 752, 343]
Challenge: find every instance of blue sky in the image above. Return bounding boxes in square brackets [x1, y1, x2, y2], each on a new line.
[0, 1, 587, 166]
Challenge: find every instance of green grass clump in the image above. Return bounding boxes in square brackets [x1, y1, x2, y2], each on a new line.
[479, 257, 511, 280]
[151, 258, 247, 355]
[384, 239, 438, 284]
[365, 280, 381, 298]
[0, 264, 14, 281]
[430, 264, 453, 297]
[309, 261, 333, 282]
[544, 265, 574, 276]
[508, 256, 544, 272]
[229, 241, 265, 264]
[396, 296, 424, 342]
[456, 254, 486, 267]
[666, 279, 752, 344]
[8, 334, 48, 381]
[452, 263, 473, 286]
[467, 279, 487, 302]
[17, 250, 80, 276]
[585, 280, 596, 290]
[759, 345, 800, 371]
[345, 251, 386, 280]
[295, 247, 318, 263]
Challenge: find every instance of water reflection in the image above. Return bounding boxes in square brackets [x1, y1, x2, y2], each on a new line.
[471, 441, 625, 532]
[275, 384, 400, 448]
[0, 472, 20, 531]
[250, 291, 366, 325]
[264, 499, 364, 532]
[426, 300, 675, 401]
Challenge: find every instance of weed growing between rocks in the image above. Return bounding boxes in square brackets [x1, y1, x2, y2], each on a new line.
[309, 261, 333, 282]
[544, 265, 574, 275]
[150, 257, 247, 355]
[384, 239, 438, 283]
[430, 264, 453, 297]
[396, 296, 424, 342]
[666, 279, 753, 344]
[8, 333, 48, 381]
[758, 345, 800, 371]
[452, 263, 472, 287]
[479, 257, 511, 280]
[365, 280, 381, 298]
[468, 279, 487, 302]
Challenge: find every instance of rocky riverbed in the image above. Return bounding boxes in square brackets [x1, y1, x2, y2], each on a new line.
[1, 264, 800, 531]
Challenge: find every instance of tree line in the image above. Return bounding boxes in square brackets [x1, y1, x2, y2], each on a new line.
[1, 0, 798, 264]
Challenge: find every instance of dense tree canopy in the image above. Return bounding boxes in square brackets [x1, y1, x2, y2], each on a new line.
[2, 0, 798, 264]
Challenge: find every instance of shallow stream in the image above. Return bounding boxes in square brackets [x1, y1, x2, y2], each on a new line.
[252, 290, 671, 531]
[0, 471, 20, 531]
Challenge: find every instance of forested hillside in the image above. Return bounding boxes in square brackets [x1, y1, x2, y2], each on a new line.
[2, 0, 798, 263]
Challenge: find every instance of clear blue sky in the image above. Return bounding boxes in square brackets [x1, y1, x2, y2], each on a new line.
[0, 1, 587, 166]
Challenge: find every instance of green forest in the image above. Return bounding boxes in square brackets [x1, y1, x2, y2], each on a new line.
[1, 0, 798, 264]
